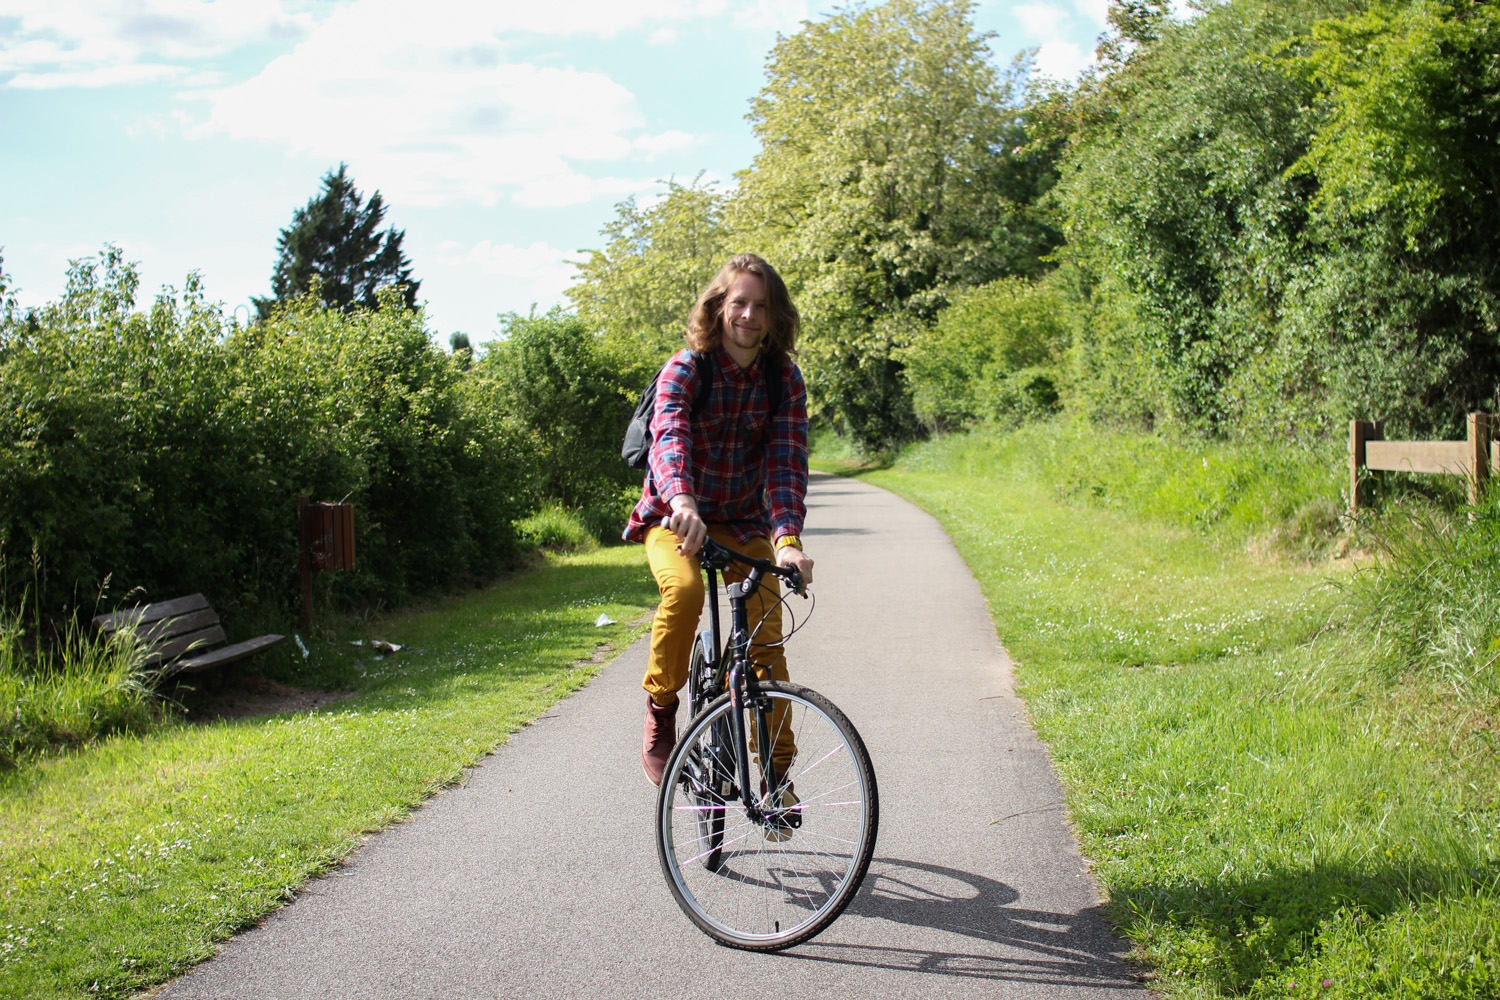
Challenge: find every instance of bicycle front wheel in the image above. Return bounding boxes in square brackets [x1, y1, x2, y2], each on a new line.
[656, 680, 878, 951]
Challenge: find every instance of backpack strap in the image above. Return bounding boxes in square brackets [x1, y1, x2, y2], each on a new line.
[688, 350, 712, 417]
[759, 352, 784, 418]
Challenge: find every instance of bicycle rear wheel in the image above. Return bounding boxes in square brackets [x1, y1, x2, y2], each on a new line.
[683, 639, 727, 871]
[657, 680, 878, 951]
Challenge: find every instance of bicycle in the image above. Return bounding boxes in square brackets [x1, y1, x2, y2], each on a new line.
[655, 536, 879, 951]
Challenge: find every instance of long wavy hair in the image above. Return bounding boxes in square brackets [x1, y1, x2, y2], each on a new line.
[685, 253, 800, 359]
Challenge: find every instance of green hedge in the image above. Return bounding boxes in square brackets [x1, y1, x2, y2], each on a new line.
[0, 249, 536, 629]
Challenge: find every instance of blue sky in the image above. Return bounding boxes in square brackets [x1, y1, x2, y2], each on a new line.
[1, 0, 1117, 340]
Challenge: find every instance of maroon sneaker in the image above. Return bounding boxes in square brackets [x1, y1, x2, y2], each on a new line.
[641, 694, 678, 786]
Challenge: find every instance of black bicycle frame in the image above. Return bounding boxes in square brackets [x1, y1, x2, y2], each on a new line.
[697, 545, 785, 825]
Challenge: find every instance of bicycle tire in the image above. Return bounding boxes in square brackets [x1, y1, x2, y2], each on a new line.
[656, 680, 878, 951]
[683, 641, 727, 871]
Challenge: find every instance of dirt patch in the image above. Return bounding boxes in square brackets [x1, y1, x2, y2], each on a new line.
[170, 671, 355, 724]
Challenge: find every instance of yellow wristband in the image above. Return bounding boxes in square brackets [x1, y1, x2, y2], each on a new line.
[776, 535, 802, 550]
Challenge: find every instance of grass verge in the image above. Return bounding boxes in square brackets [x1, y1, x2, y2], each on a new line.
[0, 606, 161, 769]
[842, 426, 1499, 999]
[0, 545, 656, 1000]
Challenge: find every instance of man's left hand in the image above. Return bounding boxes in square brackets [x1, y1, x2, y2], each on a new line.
[776, 544, 814, 589]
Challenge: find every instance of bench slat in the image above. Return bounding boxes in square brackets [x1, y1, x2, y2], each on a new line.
[132, 608, 221, 647]
[93, 594, 210, 635]
[93, 594, 283, 676]
[174, 634, 286, 674]
[143, 625, 228, 667]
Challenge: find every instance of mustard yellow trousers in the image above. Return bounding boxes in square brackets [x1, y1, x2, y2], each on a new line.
[643, 525, 795, 771]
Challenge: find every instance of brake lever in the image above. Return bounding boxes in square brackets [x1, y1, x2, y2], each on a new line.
[784, 567, 808, 598]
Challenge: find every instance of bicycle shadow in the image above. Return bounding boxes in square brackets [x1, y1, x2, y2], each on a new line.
[783, 857, 1140, 991]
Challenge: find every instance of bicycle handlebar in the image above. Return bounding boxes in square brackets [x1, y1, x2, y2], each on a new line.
[698, 536, 805, 595]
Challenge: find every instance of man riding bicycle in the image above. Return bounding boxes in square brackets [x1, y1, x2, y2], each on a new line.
[623, 252, 815, 788]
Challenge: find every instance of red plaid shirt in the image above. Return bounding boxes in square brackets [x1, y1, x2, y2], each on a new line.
[624, 347, 808, 545]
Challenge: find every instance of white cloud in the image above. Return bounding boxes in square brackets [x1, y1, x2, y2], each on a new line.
[0, 0, 313, 85]
[441, 239, 582, 282]
[1032, 39, 1090, 81]
[183, 3, 725, 207]
[429, 239, 585, 327]
[0, 0, 794, 89]
[2, 0, 802, 209]
[633, 130, 702, 158]
[729, 0, 808, 31]
[1012, 3, 1067, 37]
[7, 62, 185, 89]
[1069, 0, 1109, 29]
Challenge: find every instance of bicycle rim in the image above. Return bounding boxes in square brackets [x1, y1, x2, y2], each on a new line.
[656, 681, 878, 951]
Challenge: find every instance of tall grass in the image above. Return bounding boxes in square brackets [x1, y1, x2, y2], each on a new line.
[1344, 491, 1500, 703]
[0, 597, 158, 768]
[892, 417, 1347, 555]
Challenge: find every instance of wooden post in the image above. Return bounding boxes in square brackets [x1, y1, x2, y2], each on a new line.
[1349, 419, 1382, 516]
[297, 497, 355, 635]
[1469, 412, 1491, 507]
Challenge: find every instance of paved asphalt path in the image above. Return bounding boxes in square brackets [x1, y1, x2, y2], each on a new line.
[157, 473, 1143, 999]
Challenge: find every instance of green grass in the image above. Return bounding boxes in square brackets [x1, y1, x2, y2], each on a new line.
[846, 426, 1499, 998]
[516, 503, 600, 553]
[0, 602, 161, 769]
[0, 545, 657, 1000]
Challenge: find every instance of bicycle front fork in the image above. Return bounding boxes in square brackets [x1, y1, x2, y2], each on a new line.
[724, 655, 789, 826]
[722, 577, 794, 829]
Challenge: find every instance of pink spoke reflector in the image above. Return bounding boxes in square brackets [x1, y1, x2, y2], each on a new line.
[795, 744, 844, 781]
[682, 830, 753, 867]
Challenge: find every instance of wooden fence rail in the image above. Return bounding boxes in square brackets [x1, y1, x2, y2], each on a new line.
[1349, 413, 1497, 514]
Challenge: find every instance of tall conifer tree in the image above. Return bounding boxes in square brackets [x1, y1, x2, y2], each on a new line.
[255, 164, 419, 319]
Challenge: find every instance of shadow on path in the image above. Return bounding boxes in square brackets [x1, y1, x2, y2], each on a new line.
[784, 858, 1137, 990]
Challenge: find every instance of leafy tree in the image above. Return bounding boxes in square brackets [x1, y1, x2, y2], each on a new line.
[897, 276, 1070, 430]
[480, 310, 643, 538]
[1038, 0, 1344, 433]
[449, 331, 473, 370]
[1037, 0, 1500, 439]
[567, 175, 729, 356]
[254, 164, 419, 319]
[0, 250, 18, 326]
[1291, 0, 1500, 237]
[731, 0, 1059, 450]
[1283, 0, 1500, 434]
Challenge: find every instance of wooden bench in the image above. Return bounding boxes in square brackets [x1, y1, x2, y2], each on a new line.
[92, 594, 285, 676]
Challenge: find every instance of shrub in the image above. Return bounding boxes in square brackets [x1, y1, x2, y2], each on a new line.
[480, 310, 649, 541]
[517, 505, 596, 552]
[0, 248, 535, 638]
[897, 276, 1070, 431]
[1345, 490, 1500, 699]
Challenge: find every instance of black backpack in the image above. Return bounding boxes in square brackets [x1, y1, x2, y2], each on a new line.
[622, 351, 784, 470]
